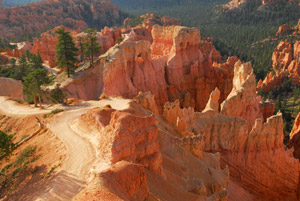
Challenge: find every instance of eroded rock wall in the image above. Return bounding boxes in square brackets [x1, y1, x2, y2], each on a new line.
[0, 77, 23, 100]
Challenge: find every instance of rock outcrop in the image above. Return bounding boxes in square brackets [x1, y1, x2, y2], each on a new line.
[289, 113, 300, 159]
[74, 161, 149, 201]
[221, 60, 262, 129]
[74, 98, 230, 201]
[259, 100, 275, 122]
[0, 77, 23, 100]
[276, 24, 292, 37]
[161, 60, 300, 200]
[63, 25, 235, 113]
[76, 102, 163, 175]
[257, 40, 300, 92]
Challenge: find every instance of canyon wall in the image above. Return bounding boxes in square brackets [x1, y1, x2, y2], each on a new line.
[161, 60, 300, 200]
[60, 25, 300, 200]
[63, 25, 235, 112]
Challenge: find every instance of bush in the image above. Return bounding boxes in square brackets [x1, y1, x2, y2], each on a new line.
[50, 84, 66, 104]
[0, 131, 15, 157]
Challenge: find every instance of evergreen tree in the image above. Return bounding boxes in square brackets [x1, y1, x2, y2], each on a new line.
[83, 28, 101, 65]
[0, 131, 15, 157]
[23, 68, 51, 108]
[55, 27, 78, 77]
[16, 55, 29, 81]
[29, 51, 43, 70]
[77, 36, 85, 62]
[9, 58, 17, 78]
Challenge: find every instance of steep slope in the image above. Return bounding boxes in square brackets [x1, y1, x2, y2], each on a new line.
[0, 0, 126, 40]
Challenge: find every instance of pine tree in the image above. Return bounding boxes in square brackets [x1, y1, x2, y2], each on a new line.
[77, 36, 85, 62]
[83, 28, 101, 65]
[17, 54, 29, 81]
[23, 68, 51, 108]
[55, 27, 78, 77]
[29, 51, 43, 70]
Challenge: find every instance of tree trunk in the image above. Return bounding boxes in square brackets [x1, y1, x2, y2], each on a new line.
[38, 95, 43, 109]
[34, 96, 37, 107]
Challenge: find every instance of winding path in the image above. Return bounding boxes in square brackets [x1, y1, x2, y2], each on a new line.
[0, 96, 130, 200]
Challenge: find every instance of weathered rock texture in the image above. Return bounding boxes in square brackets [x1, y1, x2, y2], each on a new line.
[74, 161, 149, 201]
[259, 100, 275, 122]
[162, 61, 300, 200]
[289, 112, 300, 159]
[63, 25, 235, 113]
[221, 61, 262, 130]
[60, 25, 300, 200]
[76, 102, 163, 175]
[257, 40, 300, 92]
[74, 99, 230, 201]
[0, 77, 23, 100]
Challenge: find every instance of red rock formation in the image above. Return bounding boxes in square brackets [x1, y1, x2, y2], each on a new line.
[272, 41, 292, 70]
[76, 102, 163, 175]
[62, 25, 236, 113]
[74, 161, 149, 201]
[288, 113, 300, 159]
[123, 13, 180, 28]
[100, 161, 149, 201]
[134, 91, 159, 114]
[218, 0, 247, 11]
[221, 60, 262, 129]
[73, 98, 231, 201]
[257, 40, 300, 92]
[0, 77, 23, 100]
[161, 60, 300, 200]
[259, 100, 275, 122]
[0, 0, 122, 40]
[276, 24, 292, 37]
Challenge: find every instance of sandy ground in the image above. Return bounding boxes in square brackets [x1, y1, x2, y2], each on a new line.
[0, 96, 131, 200]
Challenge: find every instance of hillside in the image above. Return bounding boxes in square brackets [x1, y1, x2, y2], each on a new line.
[112, 0, 300, 80]
[0, 0, 127, 40]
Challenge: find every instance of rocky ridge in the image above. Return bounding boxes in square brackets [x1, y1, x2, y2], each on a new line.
[57, 24, 300, 200]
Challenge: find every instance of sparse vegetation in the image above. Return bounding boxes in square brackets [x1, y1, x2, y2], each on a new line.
[43, 109, 64, 118]
[0, 145, 37, 197]
[0, 131, 15, 158]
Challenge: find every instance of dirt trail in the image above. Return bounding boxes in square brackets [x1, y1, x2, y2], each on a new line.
[0, 96, 131, 200]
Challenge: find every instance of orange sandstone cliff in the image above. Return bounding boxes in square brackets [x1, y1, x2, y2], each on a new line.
[62, 25, 234, 113]
[58, 25, 300, 200]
